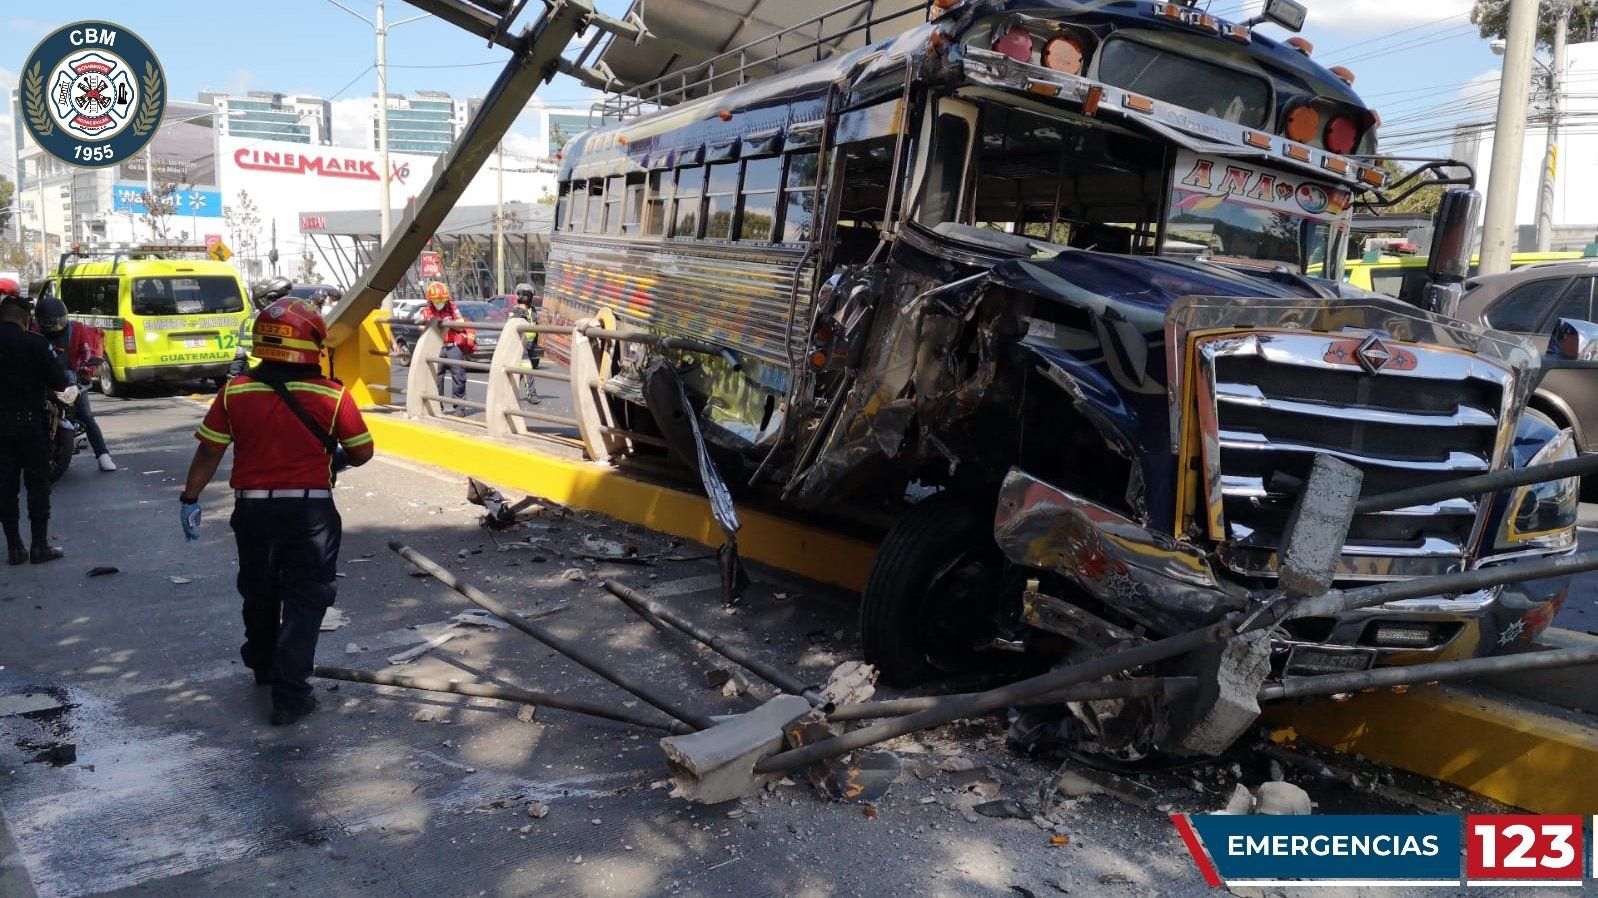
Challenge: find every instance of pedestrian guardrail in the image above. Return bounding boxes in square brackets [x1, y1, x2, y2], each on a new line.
[391, 314, 709, 462]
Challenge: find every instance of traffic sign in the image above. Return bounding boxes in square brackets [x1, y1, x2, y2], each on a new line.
[207, 238, 233, 262]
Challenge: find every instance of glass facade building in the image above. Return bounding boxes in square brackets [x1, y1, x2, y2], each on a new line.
[203, 91, 332, 145]
[374, 92, 480, 155]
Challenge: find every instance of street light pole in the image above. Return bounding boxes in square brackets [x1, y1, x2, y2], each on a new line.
[1480, 0, 1539, 276]
[377, 0, 390, 250]
[495, 141, 505, 295]
[1537, 8, 1570, 252]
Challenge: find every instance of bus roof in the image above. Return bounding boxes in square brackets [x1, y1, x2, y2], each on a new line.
[564, 0, 1375, 185]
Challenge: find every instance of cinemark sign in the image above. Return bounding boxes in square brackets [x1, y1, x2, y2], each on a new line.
[234, 148, 408, 184]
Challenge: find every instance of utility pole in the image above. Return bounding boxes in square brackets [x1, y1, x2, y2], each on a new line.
[376, 0, 391, 252]
[1537, 7, 1570, 252]
[495, 141, 505, 295]
[1480, 0, 1539, 276]
[271, 219, 279, 275]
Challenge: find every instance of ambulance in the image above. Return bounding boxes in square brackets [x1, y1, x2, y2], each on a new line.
[33, 244, 252, 397]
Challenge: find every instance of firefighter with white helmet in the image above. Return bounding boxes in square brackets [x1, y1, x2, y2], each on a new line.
[180, 296, 374, 725]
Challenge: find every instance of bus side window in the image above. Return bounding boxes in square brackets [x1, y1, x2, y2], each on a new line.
[674, 166, 705, 238]
[645, 170, 673, 237]
[586, 180, 606, 234]
[738, 156, 781, 242]
[603, 175, 625, 235]
[781, 151, 818, 244]
[556, 182, 570, 230]
[704, 162, 739, 240]
[568, 181, 588, 232]
[623, 174, 646, 236]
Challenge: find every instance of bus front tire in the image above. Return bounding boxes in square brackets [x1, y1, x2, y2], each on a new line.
[860, 493, 1011, 686]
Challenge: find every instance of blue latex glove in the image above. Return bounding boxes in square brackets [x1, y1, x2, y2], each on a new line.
[332, 445, 350, 474]
[180, 500, 202, 541]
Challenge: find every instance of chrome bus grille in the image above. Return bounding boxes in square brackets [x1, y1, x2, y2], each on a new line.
[1195, 331, 1513, 580]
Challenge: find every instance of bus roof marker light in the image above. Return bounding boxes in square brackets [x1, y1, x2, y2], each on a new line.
[1242, 131, 1273, 149]
[1329, 66, 1356, 86]
[717, 109, 732, 122]
[1321, 156, 1350, 175]
[1285, 36, 1313, 55]
[1360, 167, 1388, 188]
[1223, 23, 1251, 43]
[1123, 94, 1154, 114]
[1284, 145, 1312, 162]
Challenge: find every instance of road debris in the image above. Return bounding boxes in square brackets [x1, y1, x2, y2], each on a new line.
[559, 567, 587, 582]
[85, 566, 119, 577]
[167, 575, 194, 585]
[320, 608, 351, 631]
[1253, 781, 1313, 816]
[387, 631, 459, 665]
[0, 693, 63, 717]
[525, 801, 550, 819]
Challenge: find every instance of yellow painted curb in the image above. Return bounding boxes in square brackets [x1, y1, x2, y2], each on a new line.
[365, 415, 878, 591]
[1267, 685, 1598, 813]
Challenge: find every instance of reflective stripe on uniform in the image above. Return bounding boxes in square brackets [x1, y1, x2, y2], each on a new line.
[196, 423, 232, 445]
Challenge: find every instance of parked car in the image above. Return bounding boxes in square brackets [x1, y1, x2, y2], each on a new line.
[454, 301, 508, 355]
[1458, 260, 1598, 452]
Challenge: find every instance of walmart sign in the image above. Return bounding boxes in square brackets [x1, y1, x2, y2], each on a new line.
[113, 184, 223, 218]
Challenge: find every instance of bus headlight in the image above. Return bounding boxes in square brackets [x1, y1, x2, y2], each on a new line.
[1497, 429, 1580, 549]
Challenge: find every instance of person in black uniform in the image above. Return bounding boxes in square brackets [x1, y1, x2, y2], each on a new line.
[0, 279, 69, 565]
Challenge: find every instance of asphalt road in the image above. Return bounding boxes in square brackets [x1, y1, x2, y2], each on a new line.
[1, 395, 1234, 898]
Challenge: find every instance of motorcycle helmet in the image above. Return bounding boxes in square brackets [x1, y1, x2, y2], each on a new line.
[253, 276, 294, 309]
[34, 297, 68, 336]
[514, 282, 535, 298]
[251, 296, 327, 365]
[425, 281, 452, 308]
[0, 277, 21, 301]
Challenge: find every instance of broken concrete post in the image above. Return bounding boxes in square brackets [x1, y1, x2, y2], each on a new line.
[1163, 629, 1274, 757]
[1278, 454, 1363, 598]
[659, 694, 812, 803]
[1254, 781, 1313, 815]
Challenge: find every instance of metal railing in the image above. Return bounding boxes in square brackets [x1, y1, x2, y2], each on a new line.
[391, 315, 734, 462]
[595, 0, 933, 119]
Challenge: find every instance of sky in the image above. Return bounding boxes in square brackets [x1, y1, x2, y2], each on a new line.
[0, 0, 1524, 179]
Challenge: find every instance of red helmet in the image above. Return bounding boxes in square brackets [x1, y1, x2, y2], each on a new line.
[425, 281, 451, 307]
[0, 277, 20, 300]
[252, 296, 327, 365]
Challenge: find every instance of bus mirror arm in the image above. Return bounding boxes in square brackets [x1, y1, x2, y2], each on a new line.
[1354, 157, 1476, 212]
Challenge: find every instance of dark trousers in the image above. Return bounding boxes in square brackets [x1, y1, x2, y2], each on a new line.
[0, 417, 51, 546]
[73, 391, 108, 458]
[231, 497, 342, 711]
[437, 343, 468, 405]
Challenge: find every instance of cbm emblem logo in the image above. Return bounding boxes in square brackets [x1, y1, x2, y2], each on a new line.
[19, 22, 165, 168]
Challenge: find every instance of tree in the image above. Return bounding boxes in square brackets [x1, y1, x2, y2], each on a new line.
[140, 179, 180, 241]
[1374, 160, 1445, 218]
[1471, 1, 1598, 50]
[0, 175, 13, 233]
[224, 190, 262, 280]
[296, 252, 320, 283]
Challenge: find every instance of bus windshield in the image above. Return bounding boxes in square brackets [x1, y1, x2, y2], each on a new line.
[1161, 151, 1347, 272]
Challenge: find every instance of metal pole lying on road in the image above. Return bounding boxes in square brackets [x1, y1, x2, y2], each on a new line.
[389, 542, 717, 731]
[313, 665, 692, 733]
[1288, 548, 1598, 620]
[602, 580, 823, 705]
[752, 616, 1239, 775]
[826, 677, 1198, 722]
[1354, 452, 1598, 515]
[1259, 644, 1598, 702]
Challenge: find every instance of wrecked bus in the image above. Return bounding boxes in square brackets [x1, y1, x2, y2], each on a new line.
[545, 0, 1580, 709]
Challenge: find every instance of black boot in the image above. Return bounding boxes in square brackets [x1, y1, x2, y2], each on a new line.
[4, 520, 24, 566]
[28, 519, 63, 565]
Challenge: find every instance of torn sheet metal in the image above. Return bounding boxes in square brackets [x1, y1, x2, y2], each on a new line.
[994, 467, 1243, 634]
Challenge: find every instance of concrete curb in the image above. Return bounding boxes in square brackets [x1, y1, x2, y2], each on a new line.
[364, 415, 879, 590]
[1267, 681, 1598, 813]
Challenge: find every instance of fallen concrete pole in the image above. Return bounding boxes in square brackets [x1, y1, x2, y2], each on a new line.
[313, 665, 692, 734]
[1259, 644, 1598, 701]
[602, 580, 824, 705]
[388, 542, 717, 731]
[826, 677, 1198, 722]
[752, 616, 1239, 775]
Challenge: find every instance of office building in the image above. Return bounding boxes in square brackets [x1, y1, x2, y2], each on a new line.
[374, 91, 482, 155]
[200, 90, 332, 145]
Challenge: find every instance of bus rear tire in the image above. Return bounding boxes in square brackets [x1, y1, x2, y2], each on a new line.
[860, 492, 1013, 686]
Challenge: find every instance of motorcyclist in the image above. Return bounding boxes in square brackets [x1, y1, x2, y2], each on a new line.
[33, 297, 117, 473]
[418, 281, 473, 416]
[513, 282, 542, 405]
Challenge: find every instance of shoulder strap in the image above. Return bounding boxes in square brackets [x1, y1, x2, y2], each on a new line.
[261, 378, 339, 456]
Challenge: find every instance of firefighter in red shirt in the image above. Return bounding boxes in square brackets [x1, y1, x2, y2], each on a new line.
[179, 297, 374, 726]
[419, 281, 475, 416]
